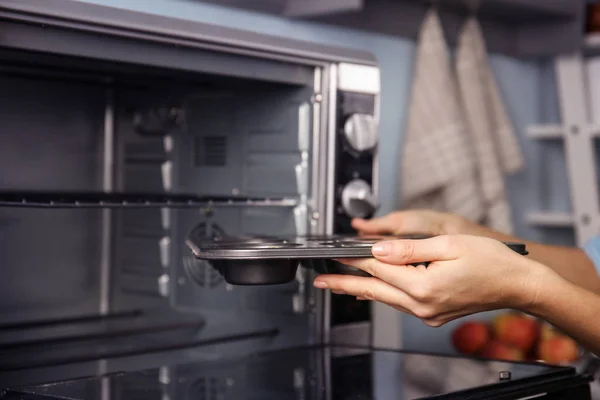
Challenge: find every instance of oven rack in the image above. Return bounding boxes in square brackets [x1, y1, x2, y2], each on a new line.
[0, 308, 278, 375]
[0, 191, 298, 209]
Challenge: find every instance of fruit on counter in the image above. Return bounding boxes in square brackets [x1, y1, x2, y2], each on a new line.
[540, 322, 559, 341]
[450, 314, 581, 364]
[451, 321, 490, 355]
[537, 336, 579, 364]
[480, 340, 524, 361]
[491, 312, 538, 353]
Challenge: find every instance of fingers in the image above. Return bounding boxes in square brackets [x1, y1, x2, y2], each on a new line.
[351, 217, 396, 235]
[314, 274, 417, 309]
[314, 275, 451, 324]
[371, 235, 461, 265]
[352, 211, 435, 236]
[353, 296, 413, 316]
[335, 257, 422, 291]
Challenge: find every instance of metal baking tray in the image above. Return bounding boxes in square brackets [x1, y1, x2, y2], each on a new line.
[186, 231, 528, 286]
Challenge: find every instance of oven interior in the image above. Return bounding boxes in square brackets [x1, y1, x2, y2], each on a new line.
[0, 48, 324, 380]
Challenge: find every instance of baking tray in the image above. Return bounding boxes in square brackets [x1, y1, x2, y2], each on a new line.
[186, 231, 528, 286]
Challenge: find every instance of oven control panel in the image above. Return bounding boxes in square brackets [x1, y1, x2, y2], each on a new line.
[331, 84, 379, 328]
[334, 91, 378, 233]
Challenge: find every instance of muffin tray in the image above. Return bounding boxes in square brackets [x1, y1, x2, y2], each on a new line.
[186, 231, 529, 286]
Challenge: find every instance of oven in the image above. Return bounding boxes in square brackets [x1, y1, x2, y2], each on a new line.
[0, 1, 595, 399]
[0, 0, 381, 388]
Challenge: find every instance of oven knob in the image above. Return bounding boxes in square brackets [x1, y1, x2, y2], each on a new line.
[343, 114, 377, 153]
[341, 179, 378, 218]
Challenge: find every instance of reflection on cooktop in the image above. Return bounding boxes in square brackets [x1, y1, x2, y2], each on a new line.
[2, 345, 583, 400]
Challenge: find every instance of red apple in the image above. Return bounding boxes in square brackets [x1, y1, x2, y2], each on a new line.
[540, 322, 559, 341]
[492, 312, 539, 353]
[451, 321, 490, 355]
[537, 336, 579, 364]
[481, 340, 524, 361]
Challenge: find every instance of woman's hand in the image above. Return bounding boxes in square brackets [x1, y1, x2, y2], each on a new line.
[313, 235, 549, 327]
[353, 210, 600, 294]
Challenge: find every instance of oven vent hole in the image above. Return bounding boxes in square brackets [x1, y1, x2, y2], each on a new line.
[195, 136, 227, 166]
[188, 377, 226, 400]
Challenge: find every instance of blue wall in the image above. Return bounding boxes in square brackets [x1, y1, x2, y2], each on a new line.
[74, 0, 564, 354]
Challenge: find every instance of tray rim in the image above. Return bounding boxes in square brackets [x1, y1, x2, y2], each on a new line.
[185, 235, 528, 260]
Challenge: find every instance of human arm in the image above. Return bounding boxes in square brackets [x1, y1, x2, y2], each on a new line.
[313, 235, 600, 355]
[352, 210, 600, 294]
[527, 271, 600, 356]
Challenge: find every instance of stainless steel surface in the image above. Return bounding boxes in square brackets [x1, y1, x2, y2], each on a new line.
[338, 63, 381, 95]
[341, 179, 378, 218]
[100, 88, 114, 316]
[293, 101, 310, 310]
[311, 66, 329, 347]
[325, 65, 338, 236]
[186, 234, 385, 260]
[0, 192, 300, 208]
[295, 162, 309, 199]
[294, 204, 309, 236]
[292, 267, 306, 314]
[0, 0, 377, 67]
[298, 103, 311, 153]
[283, 0, 363, 18]
[159, 236, 170, 269]
[158, 274, 170, 297]
[295, 102, 311, 236]
[343, 113, 378, 153]
[100, 374, 110, 400]
[313, 67, 327, 237]
[161, 207, 170, 230]
[161, 161, 173, 192]
[371, 92, 381, 218]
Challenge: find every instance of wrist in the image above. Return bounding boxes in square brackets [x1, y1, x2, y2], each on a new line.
[507, 258, 563, 313]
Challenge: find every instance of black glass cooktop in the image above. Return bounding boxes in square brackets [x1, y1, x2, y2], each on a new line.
[2, 345, 590, 400]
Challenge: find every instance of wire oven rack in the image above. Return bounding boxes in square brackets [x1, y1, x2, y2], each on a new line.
[0, 191, 298, 208]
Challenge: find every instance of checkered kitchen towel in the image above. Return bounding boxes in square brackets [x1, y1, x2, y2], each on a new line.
[399, 9, 484, 223]
[455, 17, 525, 234]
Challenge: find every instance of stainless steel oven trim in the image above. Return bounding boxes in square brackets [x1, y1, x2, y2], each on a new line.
[337, 63, 381, 94]
[311, 67, 324, 236]
[0, 0, 377, 68]
[372, 93, 381, 221]
[324, 65, 338, 237]
[323, 64, 338, 346]
[313, 65, 329, 346]
[99, 87, 114, 316]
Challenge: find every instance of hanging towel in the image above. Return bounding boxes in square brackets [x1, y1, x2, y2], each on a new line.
[455, 17, 525, 234]
[399, 9, 483, 222]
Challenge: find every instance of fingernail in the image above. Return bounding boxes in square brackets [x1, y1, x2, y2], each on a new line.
[314, 280, 328, 288]
[372, 242, 390, 256]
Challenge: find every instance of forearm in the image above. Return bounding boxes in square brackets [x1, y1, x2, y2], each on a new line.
[468, 223, 600, 294]
[524, 269, 600, 356]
